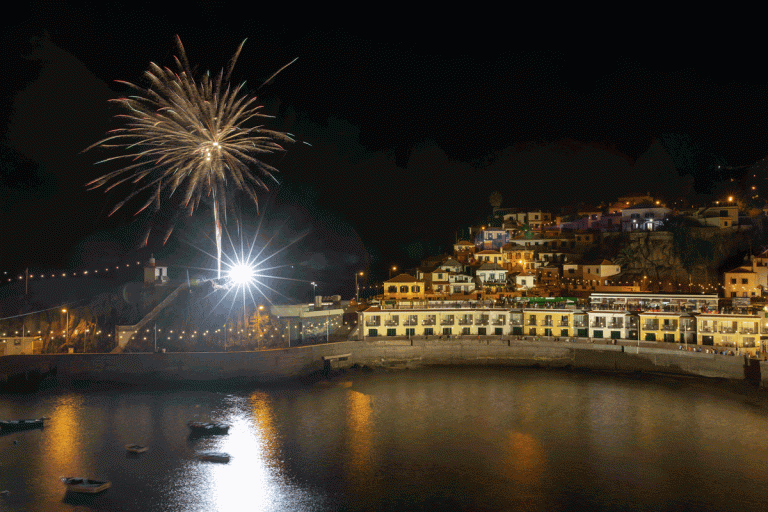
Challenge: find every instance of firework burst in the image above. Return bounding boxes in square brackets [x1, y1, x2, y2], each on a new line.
[85, 35, 296, 277]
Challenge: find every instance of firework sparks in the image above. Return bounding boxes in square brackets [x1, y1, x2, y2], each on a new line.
[85, 36, 296, 277]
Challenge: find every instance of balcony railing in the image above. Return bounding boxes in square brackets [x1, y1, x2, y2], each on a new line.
[574, 322, 587, 328]
[719, 328, 736, 334]
[511, 320, 523, 326]
[422, 320, 436, 326]
[740, 329, 756, 334]
[700, 327, 713, 333]
[590, 323, 606, 328]
[365, 321, 381, 327]
[384, 320, 399, 326]
[458, 319, 473, 325]
[558, 321, 569, 327]
[607, 322, 623, 329]
[440, 319, 455, 325]
[403, 320, 417, 326]
[476, 320, 489, 326]
[492, 319, 505, 325]
[643, 325, 659, 331]
[661, 325, 678, 331]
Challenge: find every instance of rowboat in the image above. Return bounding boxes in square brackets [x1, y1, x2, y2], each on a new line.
[198, 451, 230, 463]
[0, 417, 48, 432]
[125, 444, 148, 453]
[60, 477, 111, 494]
[187, 421, 230, 435]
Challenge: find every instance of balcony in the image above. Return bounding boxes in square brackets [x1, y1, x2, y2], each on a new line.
[607, 322, 623, 329]
[511, 320, 523, 326]
[574, 322, 587, 328]
[440, 319, 455, 326]
[422, 320, 436, 326]
[458, 319, 473, 325]
[558, 321, 569, 327]
[700, 327, 714, 333]
[365, 321, 381, 327]
[476, 319, 490, 326]
[740, 329, 756, 334]
[642, 325, 659, 331]
[492, 319, 506, 326]
[590, 323, 606, 328]
[403, 320, 417, 326]
[661, 325, 678, 331]
[384, 320, 399, 327]
[719, 328, 736, 334]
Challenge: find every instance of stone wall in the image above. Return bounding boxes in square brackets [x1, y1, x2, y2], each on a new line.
[0, 339, 761, 390]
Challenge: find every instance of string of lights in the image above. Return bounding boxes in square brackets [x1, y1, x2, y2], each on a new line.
[3, 260, 146, 282]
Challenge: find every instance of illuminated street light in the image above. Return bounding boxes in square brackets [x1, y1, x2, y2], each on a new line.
[61, 308, 69, 349]
[355, 271, 364, 302]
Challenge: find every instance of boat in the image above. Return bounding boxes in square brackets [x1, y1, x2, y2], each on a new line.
[198, 451, 230, 463]
[0, 417, 48, 432]
[125, 444, 148, 453]
[187, 421, 230, 435]
[60, 477, 111, 494]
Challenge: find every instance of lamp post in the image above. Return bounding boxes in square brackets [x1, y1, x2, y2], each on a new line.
[61, 308, 69, 349]
[311, 282, 318, 302]
[389, 266, 397, 279]
[355, 271, 364, 302]
[257, 305, 264, 349]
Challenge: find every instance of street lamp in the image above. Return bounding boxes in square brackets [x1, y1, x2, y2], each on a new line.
[390, 266, 397, 279]
[311, 282, 318, 301]
[61, 308, 69, 349]
[257, 305, 264, 349]
[355, 271, 364, 302]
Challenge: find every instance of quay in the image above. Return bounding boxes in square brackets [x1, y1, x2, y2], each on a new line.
[0, 336, 765, 392]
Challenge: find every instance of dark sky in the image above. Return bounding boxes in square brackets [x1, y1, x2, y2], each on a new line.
[2, 3, 768, 300]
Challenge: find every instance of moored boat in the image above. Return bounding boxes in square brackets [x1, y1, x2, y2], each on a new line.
[60, 477, 111, 494]
[198, 451, 230, 463]
[187, 421, 230, 435]
[0, 417, 47, 432]
[125, 444, 148, 453]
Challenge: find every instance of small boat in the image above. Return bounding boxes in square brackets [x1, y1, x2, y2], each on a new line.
[0, 417, 47, 432]
[198, 451, 230, 463]
[60, 477, 111, 494]
[187, 421, 230, 435]
[125, 444, 148, 453]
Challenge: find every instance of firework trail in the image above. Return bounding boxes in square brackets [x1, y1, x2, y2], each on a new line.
[85, 35, 296, 277]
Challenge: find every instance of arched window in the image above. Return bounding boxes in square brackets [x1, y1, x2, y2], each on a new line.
[400, 286, 409, 293]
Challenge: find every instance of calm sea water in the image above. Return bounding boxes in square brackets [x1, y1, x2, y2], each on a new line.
[2, 368, 768, 512]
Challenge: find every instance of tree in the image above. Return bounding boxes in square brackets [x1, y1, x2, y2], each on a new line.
[489, 191, 502, 211]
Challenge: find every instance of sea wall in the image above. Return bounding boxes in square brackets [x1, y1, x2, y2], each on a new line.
[0, 338, 764, 390]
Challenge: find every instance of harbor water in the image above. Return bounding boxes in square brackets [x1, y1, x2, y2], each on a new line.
[2, 367, 768, 511]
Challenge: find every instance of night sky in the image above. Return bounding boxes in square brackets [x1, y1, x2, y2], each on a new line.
[2, 4, 768, 301]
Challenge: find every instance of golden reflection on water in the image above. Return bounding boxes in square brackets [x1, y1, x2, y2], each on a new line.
[502, 431, 545, 486]
[346, 389, 375, 470]
[40, 394, 85, 481]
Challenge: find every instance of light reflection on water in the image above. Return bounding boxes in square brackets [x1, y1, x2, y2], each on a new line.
[1, 368, 768, 511]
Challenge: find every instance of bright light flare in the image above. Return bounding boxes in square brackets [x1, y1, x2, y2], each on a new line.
[228, 263, 256, 286]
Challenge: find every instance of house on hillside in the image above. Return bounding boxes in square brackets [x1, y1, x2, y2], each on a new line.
[621, 203, 671, 231]
[476, 263, 508, 288]
[474, 227, 509, 250]
[384, 274, 425, 300]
